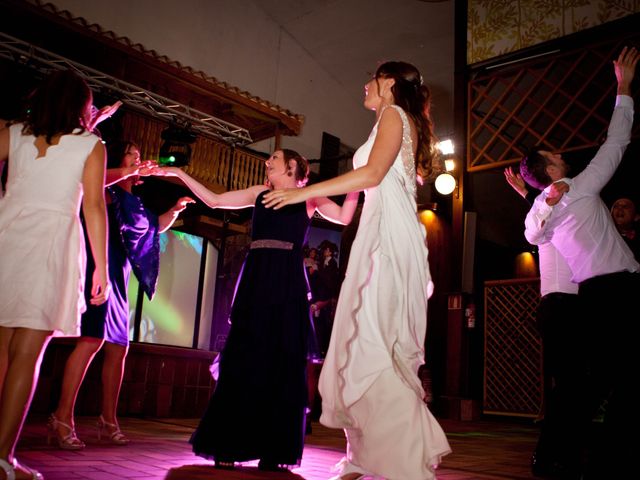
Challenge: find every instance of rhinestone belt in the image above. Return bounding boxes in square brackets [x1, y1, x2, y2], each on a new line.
[249, 239, 294, 250]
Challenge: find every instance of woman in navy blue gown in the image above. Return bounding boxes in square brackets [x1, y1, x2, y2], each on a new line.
[167, 149, 358, 470]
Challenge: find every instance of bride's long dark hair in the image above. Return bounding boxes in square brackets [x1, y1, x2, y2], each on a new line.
[375, 61, 439, 180]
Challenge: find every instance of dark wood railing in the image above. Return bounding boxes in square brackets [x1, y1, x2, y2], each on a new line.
[121, 111, 266, 193]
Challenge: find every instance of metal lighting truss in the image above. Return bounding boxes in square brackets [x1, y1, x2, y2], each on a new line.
[0, 31, 253, 146]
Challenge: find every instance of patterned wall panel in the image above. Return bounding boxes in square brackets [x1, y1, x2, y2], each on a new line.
[468, 0, 639, 64]
[484, 278, 542, 417]
[467, 36, 640, 171]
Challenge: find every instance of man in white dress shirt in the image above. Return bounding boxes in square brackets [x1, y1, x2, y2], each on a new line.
[505, 168, 584, 479]
[520, 47, 639, 479]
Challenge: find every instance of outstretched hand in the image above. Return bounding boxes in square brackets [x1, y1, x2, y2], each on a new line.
[614, 47, 639, 95]
[503, 166, 527, 199]
[88, 101, 123, 131]
[262, 188, 309, 209]
[173, 196, 196, 213]
[137, 160, 162, 176]
[134, 163, 181, 185]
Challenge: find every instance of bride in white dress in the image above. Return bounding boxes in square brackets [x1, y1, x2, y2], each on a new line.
[264, 61, 451, 480]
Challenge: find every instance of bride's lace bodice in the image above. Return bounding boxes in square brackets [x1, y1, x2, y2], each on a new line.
[352, 104, 417, 201]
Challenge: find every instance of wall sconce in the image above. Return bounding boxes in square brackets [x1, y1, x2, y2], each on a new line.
[444, 158, 455, 172]
[435, 172, 456, 195]
[435, 139, 458, 196]
[436, 139, 454, 155]
[514, 251, 538, 278]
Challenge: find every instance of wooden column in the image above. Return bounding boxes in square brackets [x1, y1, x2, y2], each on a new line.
[439, 0, 479, 421]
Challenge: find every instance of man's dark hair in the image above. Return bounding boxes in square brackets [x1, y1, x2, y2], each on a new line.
[520, 145, 551, 190]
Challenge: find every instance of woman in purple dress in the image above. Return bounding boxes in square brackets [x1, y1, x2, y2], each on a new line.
[48, 140, 192, 449]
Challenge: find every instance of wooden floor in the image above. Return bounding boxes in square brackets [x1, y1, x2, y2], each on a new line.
[16, 415, 539, 479]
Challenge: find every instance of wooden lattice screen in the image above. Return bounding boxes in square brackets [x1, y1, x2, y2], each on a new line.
[468, 35, 640, 172]
[484, 278, 542, 417]
[120, 112, 266, 192]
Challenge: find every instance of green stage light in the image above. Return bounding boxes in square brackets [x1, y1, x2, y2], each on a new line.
[159, 126, 196, 167]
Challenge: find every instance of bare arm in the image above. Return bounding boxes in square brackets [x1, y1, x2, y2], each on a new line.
[0, 127, 8, 193]
[308, 191, 360, 225]
[263, 107, 403, 208]
[158, 196, 195, 232]
[0, 126, 8, 162]
[81, 141, 110, 305]
[160, 167, 267, 209]
[105, 160, 161, 186]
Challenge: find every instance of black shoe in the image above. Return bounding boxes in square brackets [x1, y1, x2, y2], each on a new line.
[258, 460, 289, 472]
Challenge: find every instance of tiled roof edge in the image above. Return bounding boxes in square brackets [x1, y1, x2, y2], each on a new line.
[30, 0, 305, 124]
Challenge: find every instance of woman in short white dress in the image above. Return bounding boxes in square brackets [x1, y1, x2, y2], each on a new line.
[0, 70, 109, 480]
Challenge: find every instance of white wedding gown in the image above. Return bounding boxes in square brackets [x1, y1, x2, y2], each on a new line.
[319, 105, 451, 479]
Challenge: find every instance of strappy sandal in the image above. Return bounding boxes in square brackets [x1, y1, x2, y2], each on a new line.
[97, 415, 130, 445]
[47, 414, 85, 450]
[0, 458, 44, 480]
[257, 460, 289, 472]
[214, 460, 235, 470]
[0, 459, 13, 480]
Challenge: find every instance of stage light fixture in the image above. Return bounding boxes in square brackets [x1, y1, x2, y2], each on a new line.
[159, 126, 197, 167]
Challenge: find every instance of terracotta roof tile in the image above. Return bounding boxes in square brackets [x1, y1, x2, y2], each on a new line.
[30, 0, 304, 125]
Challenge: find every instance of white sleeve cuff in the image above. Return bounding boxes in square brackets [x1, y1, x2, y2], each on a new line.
[615, 95, 634, 108]
[537, 200, 553, 216]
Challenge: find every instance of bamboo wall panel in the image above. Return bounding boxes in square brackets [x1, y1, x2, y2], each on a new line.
[484, 278, 542, 417]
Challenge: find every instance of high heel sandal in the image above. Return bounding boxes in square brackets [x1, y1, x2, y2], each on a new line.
[213, 460, 234, 470]
[97, 415, 129, 445]
[46, 414, 85, 450]
[0, 458, 44, 480]
[257, 459, 289, 472]
[0, 459, 12, 480]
